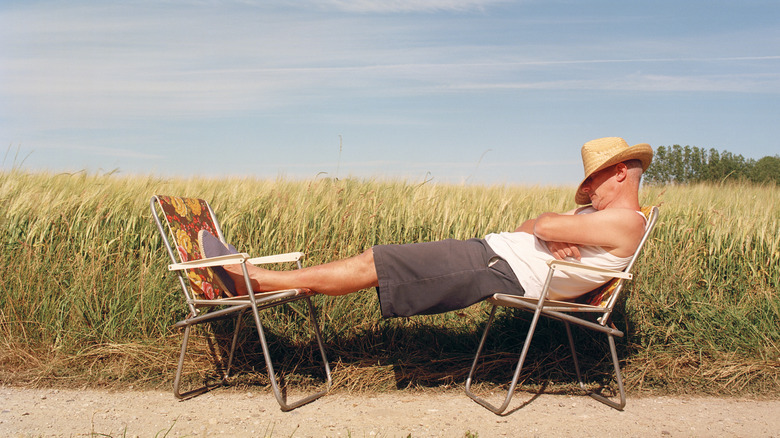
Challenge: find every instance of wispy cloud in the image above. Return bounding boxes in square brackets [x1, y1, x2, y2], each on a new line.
[313, 0, 512, 13]
[25, 141, 164, 160]
[3, 1, 780, 179]
[443, 72, 780, 93]
[4, 0, 779, 131]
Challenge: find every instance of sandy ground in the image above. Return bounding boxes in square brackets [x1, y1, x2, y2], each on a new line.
[1, 385, 778, 437]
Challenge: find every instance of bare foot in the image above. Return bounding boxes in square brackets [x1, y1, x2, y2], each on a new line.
[222, 263, 263, 295]
[222, 263, 311, 296]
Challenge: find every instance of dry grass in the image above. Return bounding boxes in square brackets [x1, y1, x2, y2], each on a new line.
[1, 170, 777, 396]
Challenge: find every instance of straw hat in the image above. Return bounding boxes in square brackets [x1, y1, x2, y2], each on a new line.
[575, 137, 653, 205]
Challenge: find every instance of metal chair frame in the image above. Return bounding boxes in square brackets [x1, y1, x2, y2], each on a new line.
[151, 196, 332, 411]
[465, 206, 659, 414]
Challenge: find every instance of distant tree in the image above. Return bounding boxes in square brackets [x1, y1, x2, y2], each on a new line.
[644, 146, 670, 184]
[644, 145, 776, 185]
[749, 155, 780, 184]
[710, 149, 749, 181]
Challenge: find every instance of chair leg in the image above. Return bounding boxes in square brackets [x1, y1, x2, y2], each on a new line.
[567, 322, 626, 410]
[222, 310, 245, 383]
[248, 298, 331, 412]
[564, 321, 587, 392]
[587, 334, 626, 410]
[305, 296, 333, 389]
[466, 304, 545, 414]
[172, 325, 191, 399]
[173, 324, 221, 399]
[465, 305, 497, 402]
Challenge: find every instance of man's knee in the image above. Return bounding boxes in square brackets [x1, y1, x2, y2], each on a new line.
[357, 248, 379, 286]
[357, 248, 375, 271]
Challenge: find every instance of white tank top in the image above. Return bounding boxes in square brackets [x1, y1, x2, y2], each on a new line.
[484, 207, 645, 301]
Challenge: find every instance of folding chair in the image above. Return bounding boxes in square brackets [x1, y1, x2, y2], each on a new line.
[150, 195, 332, 411]
[465, 206, 659, 414]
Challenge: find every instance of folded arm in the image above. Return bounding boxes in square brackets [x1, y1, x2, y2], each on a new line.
[517, 207, 645, 259]
[515, 209, 580, 259]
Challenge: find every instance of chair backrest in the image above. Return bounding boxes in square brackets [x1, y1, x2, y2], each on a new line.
[575, 206, 660, 309]
[150, 195, 232, 302]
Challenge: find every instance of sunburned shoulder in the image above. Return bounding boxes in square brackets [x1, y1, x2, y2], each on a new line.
[576, 205, 642, 220]
[533, 206, 644, 252]
[573, 207, 646, 241]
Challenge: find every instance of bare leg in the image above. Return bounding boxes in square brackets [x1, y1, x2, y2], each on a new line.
[222, 248, 379, 296]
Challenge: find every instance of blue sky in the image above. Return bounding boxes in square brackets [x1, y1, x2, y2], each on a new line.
[2, 0, 779, 185]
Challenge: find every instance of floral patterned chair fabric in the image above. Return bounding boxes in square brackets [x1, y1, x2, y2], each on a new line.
[156, 196, 232, 300]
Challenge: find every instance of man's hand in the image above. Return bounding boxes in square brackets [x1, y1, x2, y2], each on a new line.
[545, 240, 581, 260]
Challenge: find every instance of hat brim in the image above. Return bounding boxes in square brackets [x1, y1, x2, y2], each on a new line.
[575, 143, 653, 205]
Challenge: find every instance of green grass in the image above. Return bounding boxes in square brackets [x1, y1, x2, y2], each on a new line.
[1, 169, 777, 395]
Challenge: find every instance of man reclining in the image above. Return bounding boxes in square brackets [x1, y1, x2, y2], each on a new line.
[202, 137, 653, 318]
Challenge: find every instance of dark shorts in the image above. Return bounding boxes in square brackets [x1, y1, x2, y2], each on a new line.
[372, 238, 524, 318]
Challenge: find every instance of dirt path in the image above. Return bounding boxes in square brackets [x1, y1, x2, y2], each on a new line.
[1, 385, 778, 437]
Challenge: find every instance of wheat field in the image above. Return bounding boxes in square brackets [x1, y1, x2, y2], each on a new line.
[0, 170, 777, 395]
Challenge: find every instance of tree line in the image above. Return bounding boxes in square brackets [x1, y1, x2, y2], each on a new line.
[643, 145, 780, 185]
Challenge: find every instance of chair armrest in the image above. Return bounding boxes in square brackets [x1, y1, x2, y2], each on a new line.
[546, 259, 632, 280]
[247, 252, 305, 265]
[169, 253, 250, 271]
[169, 251, 305, 271]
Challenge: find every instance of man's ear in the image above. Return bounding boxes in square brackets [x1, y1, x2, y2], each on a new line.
[614, 162, 629, 182]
